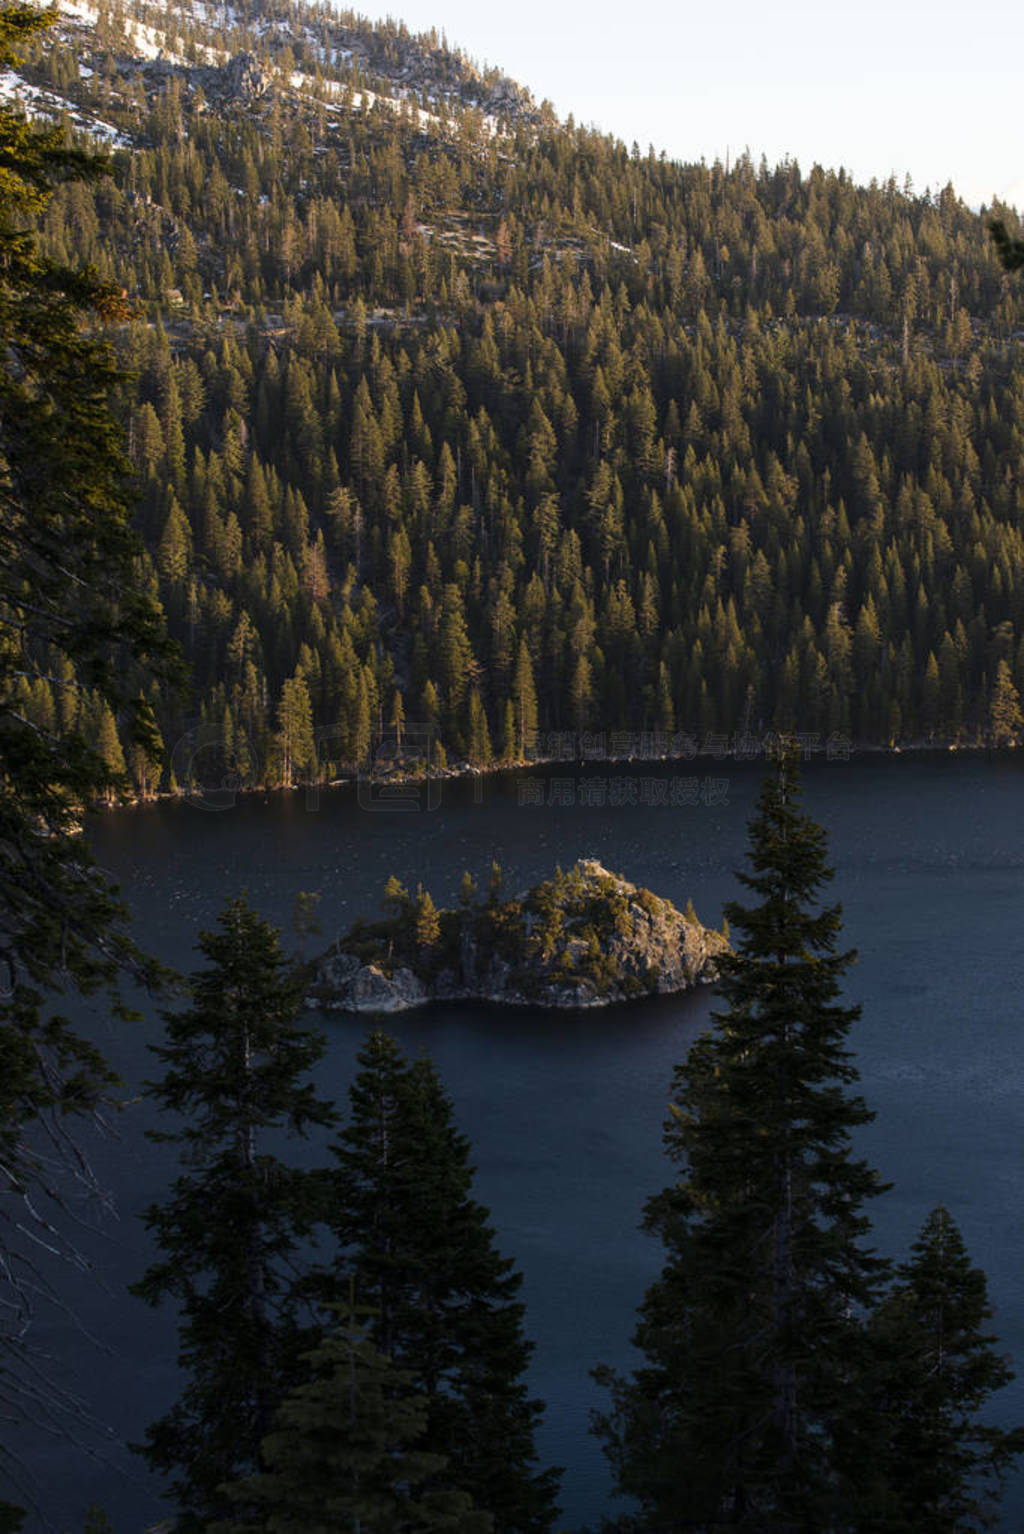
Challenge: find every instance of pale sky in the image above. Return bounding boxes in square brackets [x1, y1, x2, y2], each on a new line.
[354, 0, 1023, 211]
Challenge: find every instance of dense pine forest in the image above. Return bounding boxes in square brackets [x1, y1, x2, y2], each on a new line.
[13, 0, 1024, 786]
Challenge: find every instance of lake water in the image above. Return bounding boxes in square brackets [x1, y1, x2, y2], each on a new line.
[11, 752, 1024, 1531]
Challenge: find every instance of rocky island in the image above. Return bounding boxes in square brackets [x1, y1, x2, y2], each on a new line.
[306, 859, 729, 1013]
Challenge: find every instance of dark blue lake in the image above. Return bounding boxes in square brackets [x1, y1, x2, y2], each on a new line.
[12, 751, 1024, 1530]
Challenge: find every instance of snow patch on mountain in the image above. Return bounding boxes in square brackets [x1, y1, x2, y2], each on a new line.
[0, 64, 130, 146]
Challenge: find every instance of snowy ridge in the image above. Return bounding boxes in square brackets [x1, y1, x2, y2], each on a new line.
[0, 60, 129, 146]
[12, 0, 543, 159]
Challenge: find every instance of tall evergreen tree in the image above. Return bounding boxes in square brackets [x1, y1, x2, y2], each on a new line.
[324, 1032, 560, 1534]
[855, 1206, 1024, 1533]
[216, 1312, 491, 1534]
[512, 639, 539, 759]
[593, 749, 888, 1531]
[988, 658, 1023, 747]
[275, 672, 316, 786]
[0, 1, 171, 976]
[989, 218, 1024, 271]
[132, 897, 335, 1531]
[0, 3, 174, 1506]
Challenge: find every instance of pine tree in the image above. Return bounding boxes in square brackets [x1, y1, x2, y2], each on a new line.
[129, 711, 166, 799]
[392, 688, 406, 750]
[323, 1033, 561, 1534]
[501, 699, 517, 763]
[414, 886, 441, 950]
[989, 658, 1023, 747]
[594, 748, 888, 1531]
[131, 897, 336, 1531]
[276, 672, 316, 786]
[0, 2, 174, 1493]
[990, 218, 1024, 271]
[512, 639, 539, 759]
[855, 1206, 1024, 1532]
[215, 1313, 491, 1534]
[467, 688, 493, 764]
[94, 701, 126, 801]
[382, 875, 411, 922]
[291, 890, 322, 963]
[437, 586, 475, 743]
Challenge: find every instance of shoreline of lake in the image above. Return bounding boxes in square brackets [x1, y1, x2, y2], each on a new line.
[93, 735, 1020, 816]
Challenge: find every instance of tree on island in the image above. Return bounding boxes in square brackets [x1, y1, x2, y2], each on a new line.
[414, 886, 442, 949]
[383, 875, 412, 921]
[593, 748, 889, 1529]
[291, 889, 322, 962]
[132, 897, 335, 1531]
[322, 1032, 561, 1534]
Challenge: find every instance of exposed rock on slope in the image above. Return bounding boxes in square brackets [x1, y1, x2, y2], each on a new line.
[307, 859, 728, 1013]
[218, 52, 274, 102]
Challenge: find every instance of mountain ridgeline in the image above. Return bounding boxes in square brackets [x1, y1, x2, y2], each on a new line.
[16, 0, 1024, 787]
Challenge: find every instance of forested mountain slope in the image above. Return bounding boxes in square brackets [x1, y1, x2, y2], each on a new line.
[13, 0, 1024, 786]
